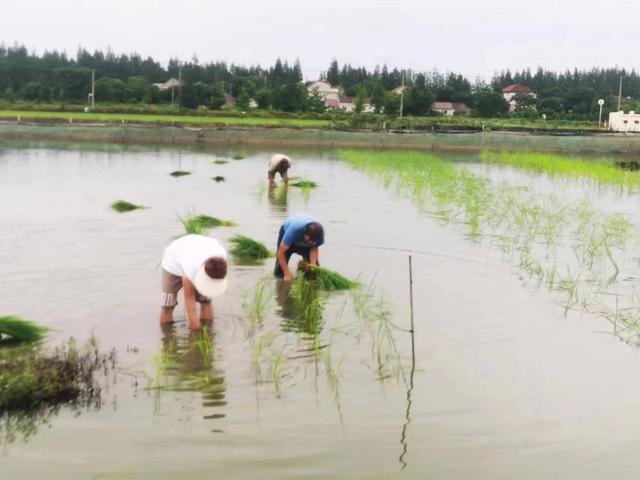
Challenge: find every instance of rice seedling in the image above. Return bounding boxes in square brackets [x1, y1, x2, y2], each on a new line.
[212, 176, 225, 182]
[0, 316, 49, 344]
[298, 261, 360, 291]
[244, 278, 274, 334]
[213, 160, 228, 165]
[230, 235, 274, 261]
[180, 214, 237, 235]
[110, 200, 146, 213]
[169, 170, 191, 177]
[232, 154, 245, 160]
[290, 179, 317, 189]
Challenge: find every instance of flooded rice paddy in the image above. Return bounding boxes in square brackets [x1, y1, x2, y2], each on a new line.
[3, 142, 640, 478]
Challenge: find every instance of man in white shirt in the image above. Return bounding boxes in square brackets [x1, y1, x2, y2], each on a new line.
[160, 234, 228, 330]
[268, 153, 292, 187]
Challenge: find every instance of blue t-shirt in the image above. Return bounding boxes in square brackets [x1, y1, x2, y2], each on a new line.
[281, 214, 325, 247]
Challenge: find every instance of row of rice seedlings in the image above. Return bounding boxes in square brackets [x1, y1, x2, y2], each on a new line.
[0, 316, 49, 344]
[230, 235, 274, 261]
[481, 150, 640, 191]
[339, 149, 640, 344]
[169, 170, 191, 177]
[180, 214, 237, 235]
[110, 200, 147, 213]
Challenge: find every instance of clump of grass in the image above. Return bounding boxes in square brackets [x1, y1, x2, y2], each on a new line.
[0, 316, 49, 344]
[290, 179, 317, 189]
[298, 261, 359, 291]
[0, 335, 116, 413]
[212, 176, 225, 182]
[232, 154, 245, 160]
[213, 160, 228, 165]
[229, 235, 274, 260]
[180, 214, 237, 235]
[110, 200, 146, 213]
[170, 170, 191, 177]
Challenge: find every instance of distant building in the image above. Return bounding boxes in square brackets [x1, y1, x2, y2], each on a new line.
[431, 101, 471, 116]
[152, 78, 182, 91]
[336, 96, 374, 113]
[392, 85, 407, 96]
[306, 80, 341, 108]
[609, 111, 640, 132]
[501, 84, 536, 113]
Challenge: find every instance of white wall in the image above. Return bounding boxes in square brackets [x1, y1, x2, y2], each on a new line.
[609, 111, 640, 132]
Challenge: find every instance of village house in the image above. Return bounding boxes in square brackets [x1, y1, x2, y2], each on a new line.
[431, 101, 471, 116]
[501, 84, 536, 113]
[306, 80, 341, 104]
[152, 78, 181, 91]
[609, 111, 640, 133]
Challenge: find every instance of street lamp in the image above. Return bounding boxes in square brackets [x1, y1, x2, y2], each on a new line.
[597, 98, 605, 127]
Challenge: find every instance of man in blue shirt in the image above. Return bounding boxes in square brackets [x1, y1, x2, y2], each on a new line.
[274, 214, 324, 282]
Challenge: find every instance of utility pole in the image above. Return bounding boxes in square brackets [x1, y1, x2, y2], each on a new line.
[91, 69, 95, 110]
[178, 63, 182, 108]
[399, 71, 405, 118]
[618, 75, 625, 112]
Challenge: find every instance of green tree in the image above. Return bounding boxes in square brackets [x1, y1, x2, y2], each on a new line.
[272, 82, 307, 112]
[20, 81, 43, 101]
[354, 87, 365, 114]
[404, 75, 433, 116]
[237, 87, 251, 110]
[209, 82, 226, 109]
[370, 82, 386, 113]
[327, 59, 340, 86]
[307, 88, 326, 113]
[384, 92, 401, 115]
[255, 88, 271, 109]
[473, 86, 508, 117]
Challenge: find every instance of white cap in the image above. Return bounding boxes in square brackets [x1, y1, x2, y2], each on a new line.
[193, 264, 228, 298]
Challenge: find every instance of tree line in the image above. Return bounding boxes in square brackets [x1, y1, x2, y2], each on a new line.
[0, 44, 638, 119]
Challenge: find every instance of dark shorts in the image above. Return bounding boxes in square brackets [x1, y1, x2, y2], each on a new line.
[273, 226, 317, 277]
[161, 268, 211, 307]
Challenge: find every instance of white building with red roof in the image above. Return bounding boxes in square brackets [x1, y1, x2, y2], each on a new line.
[501, 84, 536, 112]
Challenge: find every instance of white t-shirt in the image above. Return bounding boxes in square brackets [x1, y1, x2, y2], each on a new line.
[161, 235, 227, 281]
[268, 154, 291, 173]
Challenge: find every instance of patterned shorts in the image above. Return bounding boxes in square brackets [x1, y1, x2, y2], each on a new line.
[161, 268, 211, 307]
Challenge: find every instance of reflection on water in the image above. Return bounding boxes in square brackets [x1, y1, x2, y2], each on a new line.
[155, 322, 227, 432]
[268, 183, 288, 213]
[276, 279, 325, 338]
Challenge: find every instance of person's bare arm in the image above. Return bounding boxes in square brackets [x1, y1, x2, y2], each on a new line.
[309, 246, 319, 266]
[182, 276, 200, 330]
[278, 242, 293, 282]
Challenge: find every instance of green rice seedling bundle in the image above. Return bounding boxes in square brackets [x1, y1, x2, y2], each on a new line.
[290, 179, 317, 189]
[169, 170, 191, 177]
[298, 261, 359, 291]
[0, 316, 49, 344]
[180, 214, 237, 235]
[230, 235, 274, 260]
[110, 200, 146, 213]
[213, 160, 228, 165]
[232, 154, 245, 160]
[212, 176, 225, 182]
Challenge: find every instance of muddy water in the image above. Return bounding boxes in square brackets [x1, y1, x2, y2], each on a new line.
[2, 143, 640, 479]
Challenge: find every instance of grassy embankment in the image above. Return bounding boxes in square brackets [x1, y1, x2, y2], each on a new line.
[0, 106, 601, 132]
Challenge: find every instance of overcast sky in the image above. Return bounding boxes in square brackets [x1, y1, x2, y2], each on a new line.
[2, 0, 638, 80]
